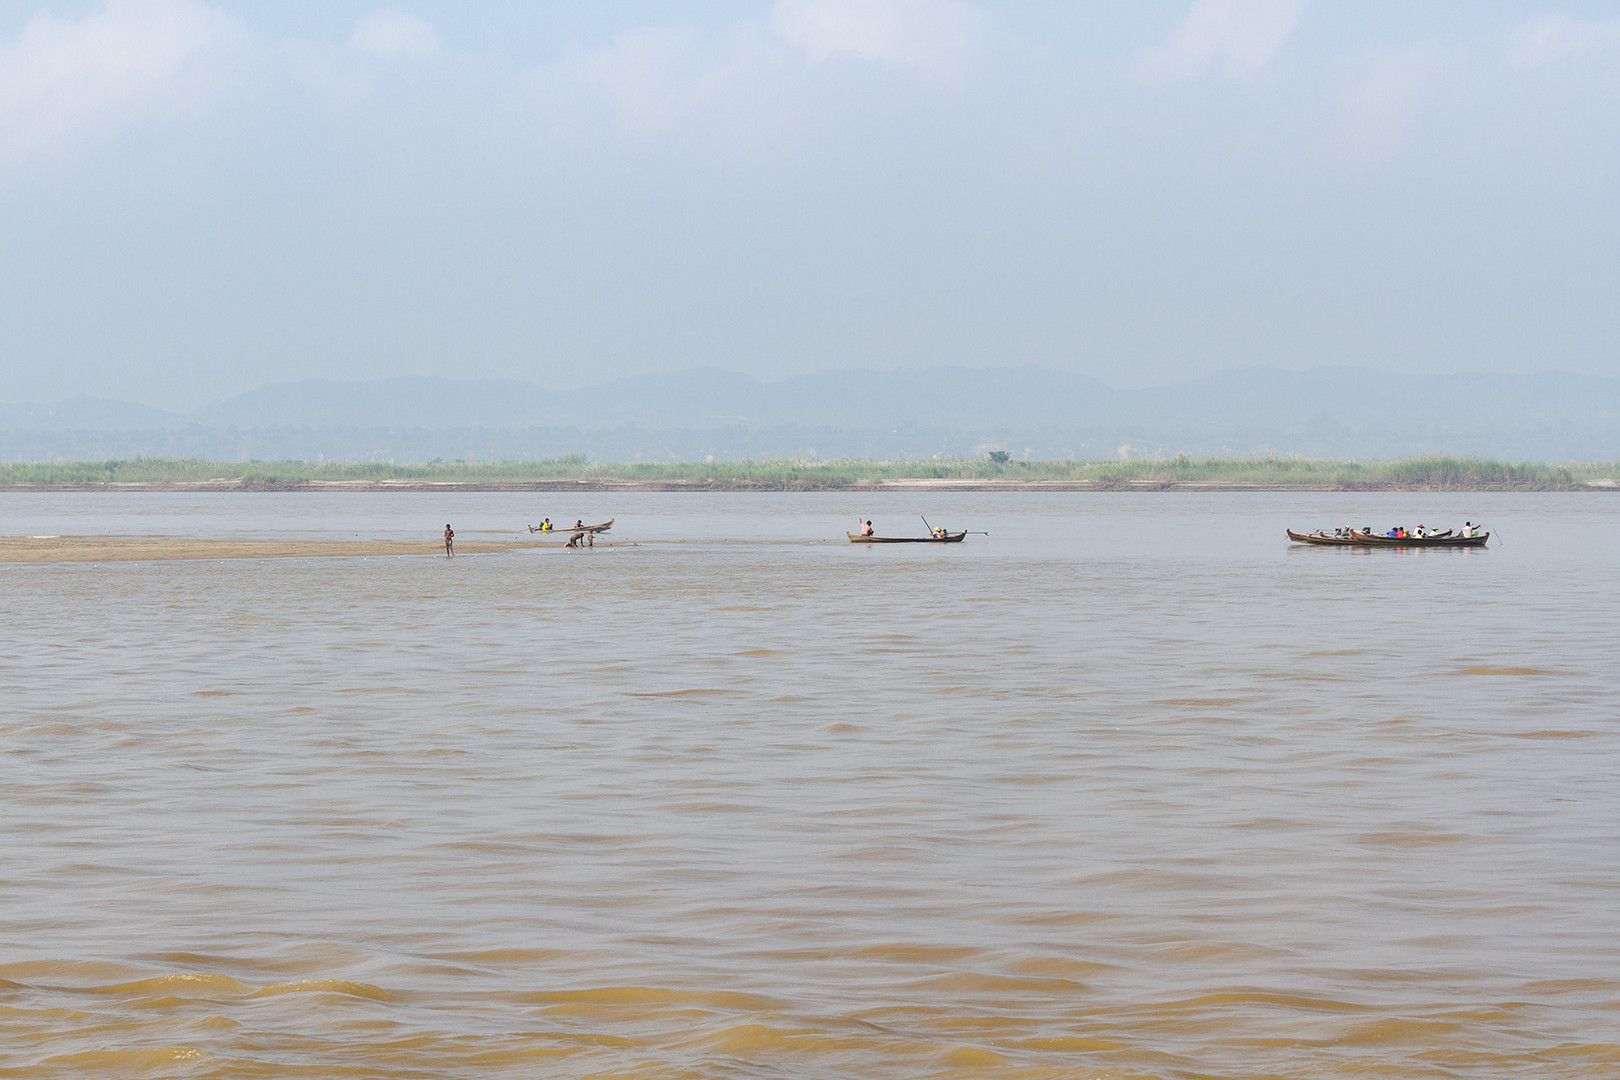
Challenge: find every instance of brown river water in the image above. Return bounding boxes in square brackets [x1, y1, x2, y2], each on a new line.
[2, 491, 1617, 1079]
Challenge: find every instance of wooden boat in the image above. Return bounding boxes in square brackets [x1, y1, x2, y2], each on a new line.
[530, 518, 613, 534]
[1287, 528, 1487, 547]
[1285, 529, 1363, 546]
[848, 531, 967, 544]
[1349, 529, 1487, 547]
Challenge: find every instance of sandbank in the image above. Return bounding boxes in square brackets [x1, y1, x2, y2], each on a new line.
[4, 477, 1615, 493]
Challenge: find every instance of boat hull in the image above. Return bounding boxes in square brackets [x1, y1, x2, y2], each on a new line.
[1349, 529, 1487, 547]
[848, 531, 967, 544]
[1285, 530, 1361, 546]
[1287, 529, 1488, 547]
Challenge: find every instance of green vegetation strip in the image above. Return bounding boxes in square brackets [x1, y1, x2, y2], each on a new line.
[1, 456, 1616, 490]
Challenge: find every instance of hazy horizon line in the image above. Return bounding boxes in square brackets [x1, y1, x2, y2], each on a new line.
[11, 361, 1618, 415]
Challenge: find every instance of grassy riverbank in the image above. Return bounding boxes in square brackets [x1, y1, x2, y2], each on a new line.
[1, 455, 1616, 491]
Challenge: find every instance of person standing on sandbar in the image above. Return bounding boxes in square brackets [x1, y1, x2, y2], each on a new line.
[444, 523, 454, 556]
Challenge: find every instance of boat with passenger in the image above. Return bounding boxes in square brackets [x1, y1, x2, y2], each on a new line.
[530, 518, 613, 534]
[848, 530, 967, 544]
[1287, 527, 1488, 547]
[1347, 528, 1487, 547]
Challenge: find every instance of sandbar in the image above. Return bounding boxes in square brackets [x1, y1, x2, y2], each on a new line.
[5, 477, 1614, 492]
[0, 535, 571, 564]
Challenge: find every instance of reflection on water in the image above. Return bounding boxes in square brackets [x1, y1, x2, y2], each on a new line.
[2, 492, 1618, 1078]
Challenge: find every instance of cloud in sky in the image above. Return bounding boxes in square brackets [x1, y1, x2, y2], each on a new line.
[1135, 0, 1302, 84]
[0, 2, 1616, 408]
[770, 0, 988, 82]
[1506, 13, 1620, 69]
[352, 9, 439, 59]
[1328, 45, 1460, 162]
[0, 0, 242, 155]
[533, 25, 751, 142]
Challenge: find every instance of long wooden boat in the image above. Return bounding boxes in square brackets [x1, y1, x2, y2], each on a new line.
[1287, 528, 1487, 547]
[848, 531, 966, 544]
[1350, 529, 1487, 547]
[1286, 530, 1362, 546]
[529, 518, 613, 534]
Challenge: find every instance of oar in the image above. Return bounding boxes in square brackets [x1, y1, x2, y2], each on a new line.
[921, 515, 932, 534]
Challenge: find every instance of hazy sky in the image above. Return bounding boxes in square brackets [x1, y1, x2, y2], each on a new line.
[2, 0, 1617, 409]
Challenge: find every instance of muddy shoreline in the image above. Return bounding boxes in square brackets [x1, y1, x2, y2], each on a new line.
[3, 478, 1615, 493]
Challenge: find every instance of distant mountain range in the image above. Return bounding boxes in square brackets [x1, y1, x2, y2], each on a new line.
[4, 366, 1618, 462]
